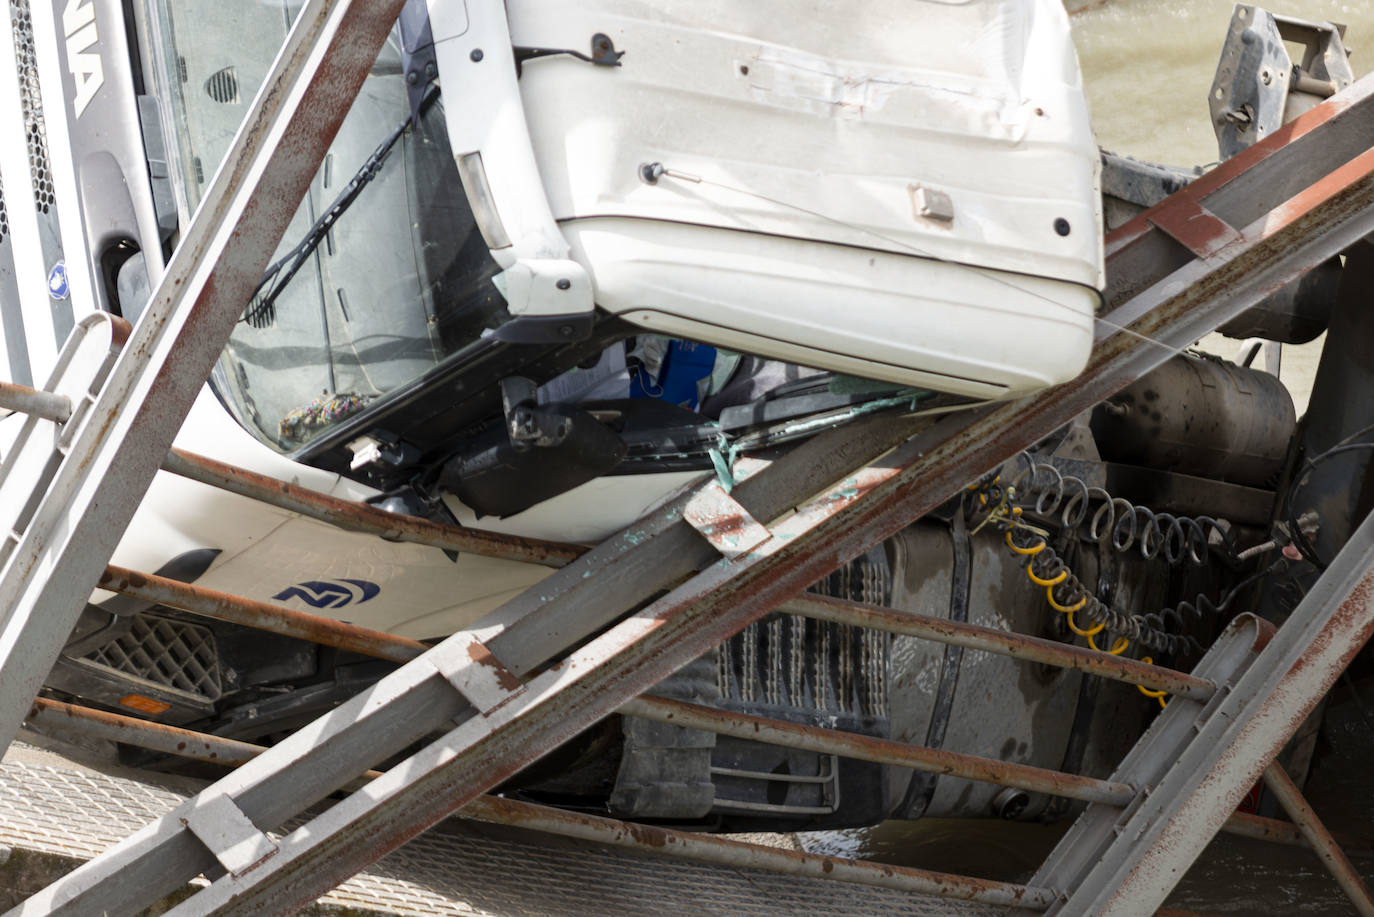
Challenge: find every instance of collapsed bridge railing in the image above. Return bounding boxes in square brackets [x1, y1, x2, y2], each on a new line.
[5, 0, 1374, 914]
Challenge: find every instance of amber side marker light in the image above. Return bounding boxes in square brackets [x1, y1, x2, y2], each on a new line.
[118, 695, 171, 716]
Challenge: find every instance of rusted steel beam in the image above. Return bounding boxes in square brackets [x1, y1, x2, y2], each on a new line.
[1224, 811, 1311, 848]
[622, 694, 1136, 807]
[780, 594, 1216, 701]
[99, 564, 426, 665]
[26, 697, 260, 767]
[33, 698, 1056, 910]
[622, 695, 1343, 853]
[1104, 69, 1374, 308]
[0, 381, 70, 423]
[162, 448, 584, 569]
[1223, 811, 1374, 857]
[1262, 762, 1374, 916]
[466, 795, 1055, 910]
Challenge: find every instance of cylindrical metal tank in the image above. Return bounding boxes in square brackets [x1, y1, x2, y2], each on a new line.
[1091, 354, 1296, 487]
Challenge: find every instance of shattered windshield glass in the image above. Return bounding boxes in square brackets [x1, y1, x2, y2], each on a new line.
[144, 0, 505, 451]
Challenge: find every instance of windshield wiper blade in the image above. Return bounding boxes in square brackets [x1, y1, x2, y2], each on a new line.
[241, 87, 439, 329]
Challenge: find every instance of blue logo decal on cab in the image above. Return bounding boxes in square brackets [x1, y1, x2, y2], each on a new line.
[272, 578, 380, 609]
[47, 261, 69, 300]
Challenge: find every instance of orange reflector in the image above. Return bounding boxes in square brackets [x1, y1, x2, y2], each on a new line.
[119, 694, 171, 715]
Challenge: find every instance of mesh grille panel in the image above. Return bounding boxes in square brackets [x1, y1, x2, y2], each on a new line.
[84, 615, 223, 700]
[10, 0, 55, 214]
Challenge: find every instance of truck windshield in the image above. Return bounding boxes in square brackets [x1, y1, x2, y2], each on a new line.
[143, 0, 504, 451]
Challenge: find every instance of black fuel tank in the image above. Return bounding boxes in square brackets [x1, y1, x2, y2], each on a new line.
[1091, 354, 1295, 487]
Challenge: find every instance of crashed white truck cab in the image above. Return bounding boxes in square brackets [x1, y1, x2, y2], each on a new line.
[1, 0, 1105, 829]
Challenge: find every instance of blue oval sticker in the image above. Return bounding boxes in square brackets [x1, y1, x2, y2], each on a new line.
[46, 261, 69, 300]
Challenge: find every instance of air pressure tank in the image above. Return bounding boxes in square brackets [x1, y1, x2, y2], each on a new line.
[1091, 354, 1296, 487]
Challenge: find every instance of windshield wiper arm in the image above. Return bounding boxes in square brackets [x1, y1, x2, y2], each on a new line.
[241, 86, 439, 328]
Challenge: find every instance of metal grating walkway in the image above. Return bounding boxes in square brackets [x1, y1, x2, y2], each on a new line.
[0, 756, 1001, 916]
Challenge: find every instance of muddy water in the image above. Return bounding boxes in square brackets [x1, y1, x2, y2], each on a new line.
[793, 4, 1374, 914]
[1074, 0, 1374, 415]
[1071, 0, 1374, 166]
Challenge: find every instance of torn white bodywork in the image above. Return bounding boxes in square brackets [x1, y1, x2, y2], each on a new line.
[489, 0, 1103, 397]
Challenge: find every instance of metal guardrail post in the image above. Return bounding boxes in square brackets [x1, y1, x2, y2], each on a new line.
[0, 313, 123, 565]
[623, 693, 1135, 807]
[98, 564, 428, 664]
[26, 698, 263, 767]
